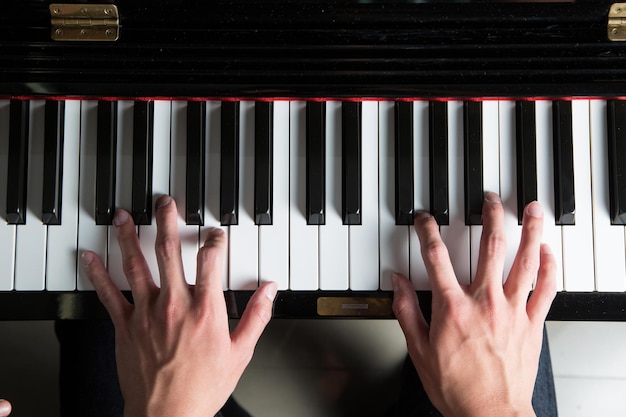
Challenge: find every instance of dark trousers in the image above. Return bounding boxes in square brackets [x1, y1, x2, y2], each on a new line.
[56, 321, 556, 417]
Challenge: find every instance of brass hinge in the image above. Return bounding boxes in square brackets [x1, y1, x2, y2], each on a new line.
[609, 3, 626, 41]
[50, 4, 119, 41]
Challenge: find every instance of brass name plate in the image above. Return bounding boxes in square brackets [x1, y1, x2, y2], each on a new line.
[317, 297, 393, 317]
[50, 4, 119, 41]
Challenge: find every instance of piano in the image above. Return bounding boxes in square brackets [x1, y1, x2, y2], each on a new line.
[1, 0, 626, 320]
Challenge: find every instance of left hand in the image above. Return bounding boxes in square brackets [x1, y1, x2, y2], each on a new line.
[82, 196, 277, 417]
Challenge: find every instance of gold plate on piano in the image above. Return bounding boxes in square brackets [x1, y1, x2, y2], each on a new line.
[50, 4, 119, 41]
[609, 3, 626, 41]
[317, 297, 393, 317]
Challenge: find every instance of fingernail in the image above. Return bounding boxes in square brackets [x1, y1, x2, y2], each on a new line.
[113, 210, 130, 227]
[81, 252, 94, 267]
[156, 195, 171, 209]
[391, 273, 401, 291]
[414, 211, 431, 220]
[207, 227, 225, 241]
[484, 191, 501, 204]
[525, 201, 543, 218]
[263, 282, 278, 302]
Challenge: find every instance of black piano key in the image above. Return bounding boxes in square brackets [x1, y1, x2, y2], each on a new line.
[429, 101, 449, 226]
[464, 101, 483, 226]
[306, 101, 326, 225]
[42, 100, 65, 225]
[220, 101, 240, 225]
[95, 101, 117, 225]
[186, 101, 205, 226]
[6, 100, 29, 225]
[395, 101, 414, 226]
[254, 102, 273, 225]
[131, 101, 154, 226]
[342, 101, 362, 226]
[607, 100, 626, 225]
[552, 101, 576, 225]
[516, 101, 538, 225]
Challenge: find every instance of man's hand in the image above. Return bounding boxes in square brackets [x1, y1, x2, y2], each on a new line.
[82, 196, 277, 417]
[392, 192, 556, 417]
[0, 399, 11, 417]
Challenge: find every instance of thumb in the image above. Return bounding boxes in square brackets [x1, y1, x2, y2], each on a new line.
[0, 399, 12, 417]
[392, 273, 429, 351]
[231, 282, 278, 356]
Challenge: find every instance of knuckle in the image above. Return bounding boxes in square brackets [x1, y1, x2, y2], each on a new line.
[518, 254, 539, 274]
[123, 254, 146, 277]
[156, 235, 180, 259]
[482, 231, 506, 257]
[422, 240, 449, 264]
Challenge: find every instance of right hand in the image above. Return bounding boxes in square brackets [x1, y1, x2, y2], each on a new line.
[0, 399, 11, 417]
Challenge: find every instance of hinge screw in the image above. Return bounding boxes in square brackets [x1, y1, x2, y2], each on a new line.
[55, 29, 63, 36]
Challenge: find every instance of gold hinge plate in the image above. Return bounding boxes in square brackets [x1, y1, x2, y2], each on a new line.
[609, 3, 626, 41]
[50, 4, 119, 41]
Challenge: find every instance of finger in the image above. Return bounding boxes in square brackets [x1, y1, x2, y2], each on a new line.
[82, 251, 131, 325]
[231, 282, 278, 358]
[504, 201, 544, 301]
[472, 192, 506, 291]
[0, 399, 11, 417]
[527, 244, 557, 325]
[414, 212, 460, 297]
[392, 273, 429, 354]
[154, 196, 187, 294]
[113, 210, 157, 300]
[195, 227, 228, 310]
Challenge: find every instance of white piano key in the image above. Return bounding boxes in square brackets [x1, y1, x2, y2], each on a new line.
[171, 101, 200, 285]
[349, 101, 380, 291]
[0, 100, 15, 290]
[228, 101, 259, 290]
[77, 101, 106, 290]
[470, 100, 500, 282]
[46, 100, 81, 290]
[562, 100, 595, 291]
[590, 100, 626, 291]
[319, 101, 349, 290]
[289, 101, 319, 290]
[107, 101, 134, 291]
[410, 101, 430, 290]
[534, 100, 564, 291]
[139, 101, 171, 284]
[499, 100, 522, 281]
[379, 101, 409, 290]
[440, 101, 470, 285]
[259, 101, 289, 290]
[14, 100, 47, 290]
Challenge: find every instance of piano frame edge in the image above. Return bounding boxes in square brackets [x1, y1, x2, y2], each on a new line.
[0, 291, 623, 321]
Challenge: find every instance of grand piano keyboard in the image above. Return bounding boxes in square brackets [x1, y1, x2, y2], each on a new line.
[1, 98, 625, 320]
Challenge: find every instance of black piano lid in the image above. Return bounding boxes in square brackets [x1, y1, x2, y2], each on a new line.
[1, 0, 626, 99]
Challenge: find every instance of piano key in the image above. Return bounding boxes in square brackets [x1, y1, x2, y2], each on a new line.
[228, 101, 259, 290]
[6, 100, 29, 225]
[258, 101, 289, 290]
[379, 101, 409, 290]
[499, 100, 522, 281]
[552, 100, 576, 225]
[349, 101, 380, 291]
[220, 101, 239, 226]
[471, 100, 500, 282]
[95, 100, 117, 225]
[77, 101, 106, 291]
[319, 101, 348, 290]
[290, 101, 319, 290]
[46, 100, 80, 290]
[515, 100, 538, 225]
[591, 100, 626, 291]
[535, 100, 564, 292]
[254, 101, 273, 225]
[131, 101, 154, 226]
[607, 100, 626, 225]
[139, 100, 171, 284]
[306, 101, 326, 225]
[429, 101, 449, 226]
[186, 101, 205, 226]
[562, 100, 595, 291]
[107, 100, 134, 291]
[463, 101, 483, 226]
[14, 100, 46, 290]
[394, 101, 414, 226]
[42, 100, 65, 225]
[410, 101, 430, 290]
[0, 100, 16, 290]
[171, 101, 200, 284]
[341, 101, 362, 226]
[440, 101, 471, 285]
